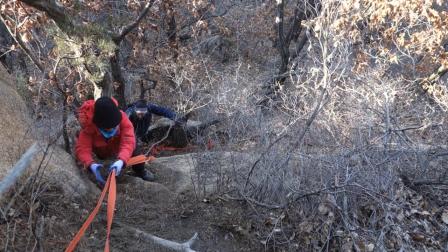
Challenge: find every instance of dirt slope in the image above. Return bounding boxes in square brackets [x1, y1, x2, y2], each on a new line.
[59, 154, 258, 252]
[0, 66, 258, 251]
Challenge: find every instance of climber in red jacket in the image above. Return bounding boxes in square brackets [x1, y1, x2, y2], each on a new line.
[75, 97, 154, 186]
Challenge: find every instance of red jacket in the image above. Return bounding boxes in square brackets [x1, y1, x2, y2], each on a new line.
[75, 99, 136, 169]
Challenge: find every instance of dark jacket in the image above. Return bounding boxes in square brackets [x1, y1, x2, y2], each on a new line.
[125, 102, 176, 139]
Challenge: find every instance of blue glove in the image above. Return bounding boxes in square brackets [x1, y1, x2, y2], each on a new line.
[90, 163, 105, 185]
[108, 160, 124, 176]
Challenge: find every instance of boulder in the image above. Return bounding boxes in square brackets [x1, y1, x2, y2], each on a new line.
[0, 64, 99, 203]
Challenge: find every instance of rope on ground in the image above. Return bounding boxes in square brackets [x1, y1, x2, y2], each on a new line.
[65, 170, 116, 252]
[65, 155, 154, 251]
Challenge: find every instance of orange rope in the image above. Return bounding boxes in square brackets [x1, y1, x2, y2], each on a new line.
[126, 155, 156, 166]
[65, 171, 116, 252]
[150, 144, 196, 156]
[104, 172, 116, 252]
[66, 154, 157, 251]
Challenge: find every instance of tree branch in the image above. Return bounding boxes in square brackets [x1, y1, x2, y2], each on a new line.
[18, 0, 75, 32]
[113, 220, 198, 252]
[175, 3, 232, 38]
[0, 143, 39, 199]
[109, 0, 157, 106]
[0, 14, 45, 72]
[400, 174, 448, 188]
[113, 0, 156, 45]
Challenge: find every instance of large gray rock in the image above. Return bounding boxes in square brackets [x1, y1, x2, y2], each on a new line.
[0, 64, 99, 203]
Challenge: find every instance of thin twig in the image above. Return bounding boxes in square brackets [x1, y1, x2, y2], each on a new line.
[243, 134, 287, 191]
[35, 215, 45, 252]
[145, 124, 174, 156]
[289, 183, 394, 207]
[225, 194, 283, 209]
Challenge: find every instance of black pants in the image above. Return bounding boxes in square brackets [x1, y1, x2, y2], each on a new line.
[136, 130, 153, 143]
[131, 143, 146, 175]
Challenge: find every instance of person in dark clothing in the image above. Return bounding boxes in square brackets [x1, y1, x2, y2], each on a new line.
[125, 99, 182, 181]
[125, 99, 178, 142]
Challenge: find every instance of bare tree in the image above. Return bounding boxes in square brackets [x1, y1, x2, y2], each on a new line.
[10, 0, 156, 106]
[262, 0, 318, 100]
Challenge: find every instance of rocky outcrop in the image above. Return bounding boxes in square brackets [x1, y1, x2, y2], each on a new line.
[0, 64, 99, 202]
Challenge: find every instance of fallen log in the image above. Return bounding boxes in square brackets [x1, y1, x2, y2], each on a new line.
[0, 142, 39, 199]
[146, 118, 221, 148]
[113, 220, 198, 252]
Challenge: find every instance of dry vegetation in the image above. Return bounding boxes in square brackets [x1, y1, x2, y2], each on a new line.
[1, 0, 448, 251]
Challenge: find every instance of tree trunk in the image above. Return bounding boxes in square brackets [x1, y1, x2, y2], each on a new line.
[276, 0, 288, 84]
[275, 1, 306, 86]
[165, 1, 178, 60]
[111, 0, 156, 107]
[99, 71, 113, 98]
[19, 0, 77, 34]
[110, 49, 127, 108]
[0, 143, 39, 199]
[161, 0, 179, 88]
[62, 95, 70, 153]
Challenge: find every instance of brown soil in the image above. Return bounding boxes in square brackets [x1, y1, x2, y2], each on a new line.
[0, 154, 262, 252]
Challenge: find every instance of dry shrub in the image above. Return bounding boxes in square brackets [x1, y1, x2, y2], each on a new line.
[182, 13, 448, 248]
